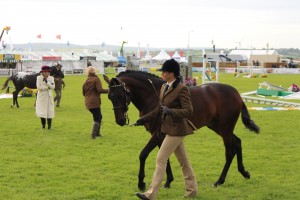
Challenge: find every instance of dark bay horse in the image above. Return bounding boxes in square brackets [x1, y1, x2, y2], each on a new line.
[105, 70, 260, 190]
[1, 72, 39, 108]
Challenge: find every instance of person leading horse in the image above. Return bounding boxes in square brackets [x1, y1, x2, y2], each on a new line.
[50, 63, 65, 107]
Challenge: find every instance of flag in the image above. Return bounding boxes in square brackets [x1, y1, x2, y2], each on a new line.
[139, 51, 142, 58]
[170, 51, 173, 57]
[180, 50, 184, 57]
[37, 34, 41, 39]
[56, 35, 61, 40]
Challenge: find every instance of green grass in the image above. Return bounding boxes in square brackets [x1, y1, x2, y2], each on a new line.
[0, 73, 300, 200]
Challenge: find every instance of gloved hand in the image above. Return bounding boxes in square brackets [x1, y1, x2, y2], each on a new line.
[161, 106, 172, 116]
[47, 81, 53, 87]
[135, 117, 146, 126]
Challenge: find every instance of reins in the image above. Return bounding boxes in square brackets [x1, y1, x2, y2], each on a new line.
[147, 79, 164, 138]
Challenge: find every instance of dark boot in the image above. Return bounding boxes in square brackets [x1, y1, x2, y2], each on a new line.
[96, 121, 102, 137]
[56, 99, 60, 107]
[47, 118, 52, 130]
[91, 122, 100, 139]
[41, 118, 46, 129]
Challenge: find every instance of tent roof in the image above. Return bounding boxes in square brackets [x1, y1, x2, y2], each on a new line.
[172, 51, 181, 58]
[229, 49, 278, 60]
[152, 49, 170, 61]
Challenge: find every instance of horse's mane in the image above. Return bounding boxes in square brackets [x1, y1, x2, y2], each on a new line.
[16, 72, 40, 79]
[117, 70, 164, 85]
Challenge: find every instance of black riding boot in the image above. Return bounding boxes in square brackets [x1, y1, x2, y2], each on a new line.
[56, 98, 61, 107]
[47, 118, 52, 130]
[41, 118, 46, 129]
[96, 120, 102, 137]
[91, 122, 100, 139]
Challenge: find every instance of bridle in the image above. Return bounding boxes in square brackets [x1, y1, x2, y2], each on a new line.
[109, 77, 130, 125]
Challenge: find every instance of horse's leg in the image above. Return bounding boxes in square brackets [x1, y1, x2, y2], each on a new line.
[138, 133, 174, 191]
[213, 133, 236, 187]
[15, 90, 20, 108]
[11, 91, 18, 108]
[209, 121, 238, 187]
[233, 134, 250, 179]
[138, 134, 160, 191]
[156, 134, 174, 188]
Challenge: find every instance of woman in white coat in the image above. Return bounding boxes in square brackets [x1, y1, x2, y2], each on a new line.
[36, 66, 55, 129]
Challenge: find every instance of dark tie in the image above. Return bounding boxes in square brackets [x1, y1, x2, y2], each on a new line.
[163, 84, 169, 95]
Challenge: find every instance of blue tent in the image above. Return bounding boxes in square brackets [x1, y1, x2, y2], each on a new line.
[117, 56, 126, 64]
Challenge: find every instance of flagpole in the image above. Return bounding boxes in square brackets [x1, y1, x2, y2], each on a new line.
[56, 34, 62, 61]
[60, 38, 62, 59]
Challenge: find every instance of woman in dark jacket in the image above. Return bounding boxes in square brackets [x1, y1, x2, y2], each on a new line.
[82, 66, 108, 139]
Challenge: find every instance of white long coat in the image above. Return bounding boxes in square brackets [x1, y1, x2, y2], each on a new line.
[36, 75, 55, 118]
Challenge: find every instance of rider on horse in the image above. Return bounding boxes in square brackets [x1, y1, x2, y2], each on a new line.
[50, 63, 65, 107]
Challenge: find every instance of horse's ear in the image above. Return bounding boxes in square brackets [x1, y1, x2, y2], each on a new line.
[107, 77, 117, 86]
[103, 74, 110, 84]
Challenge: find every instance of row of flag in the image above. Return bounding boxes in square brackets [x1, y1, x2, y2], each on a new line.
[37, 34, 61, 40]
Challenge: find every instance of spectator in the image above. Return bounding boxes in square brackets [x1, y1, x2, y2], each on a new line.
[36, 66, 55, 130]
[82, 66, 109, 139]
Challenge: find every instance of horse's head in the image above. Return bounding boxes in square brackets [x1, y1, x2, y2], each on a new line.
[57, 64, 62, 69]
[107, 77, 131, 126]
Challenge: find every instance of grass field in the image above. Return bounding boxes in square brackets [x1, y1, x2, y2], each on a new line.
[0, 72, 300, 200]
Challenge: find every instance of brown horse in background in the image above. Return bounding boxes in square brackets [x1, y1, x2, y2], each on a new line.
[105, 70, 260, 191]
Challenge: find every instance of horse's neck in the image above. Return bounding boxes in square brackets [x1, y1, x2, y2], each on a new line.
[130, 84, 161, 115]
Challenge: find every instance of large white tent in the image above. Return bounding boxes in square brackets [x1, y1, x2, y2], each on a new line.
[151, 49, 170, 61]
[172, 51, 181, 60]
[171, 51, 187, 63]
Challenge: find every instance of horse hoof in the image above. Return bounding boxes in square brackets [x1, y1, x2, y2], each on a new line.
[11, 105, 13, 108]
[242, 171, 250, 179]
[163, 182, 171, 188]
[213, 180, 225, 187]
[138, 182, 146, 191]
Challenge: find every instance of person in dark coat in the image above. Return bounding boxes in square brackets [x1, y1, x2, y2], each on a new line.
[82, 66, 108, 139]
[134, 59, 198, 200]
[50, 63, 65, 107]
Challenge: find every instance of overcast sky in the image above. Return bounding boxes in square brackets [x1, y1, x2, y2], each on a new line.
[2, 0, 300, 50]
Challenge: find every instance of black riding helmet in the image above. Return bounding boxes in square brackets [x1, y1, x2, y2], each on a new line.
[159, 59, 180, 77]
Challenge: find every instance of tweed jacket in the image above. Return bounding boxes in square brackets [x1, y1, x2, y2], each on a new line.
[144, 80, 195, 136]
[82, 74, 108, 109]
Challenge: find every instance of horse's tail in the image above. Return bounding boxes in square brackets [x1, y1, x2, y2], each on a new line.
[1, 76, 12, 91]
[241, 102, 260, 134]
